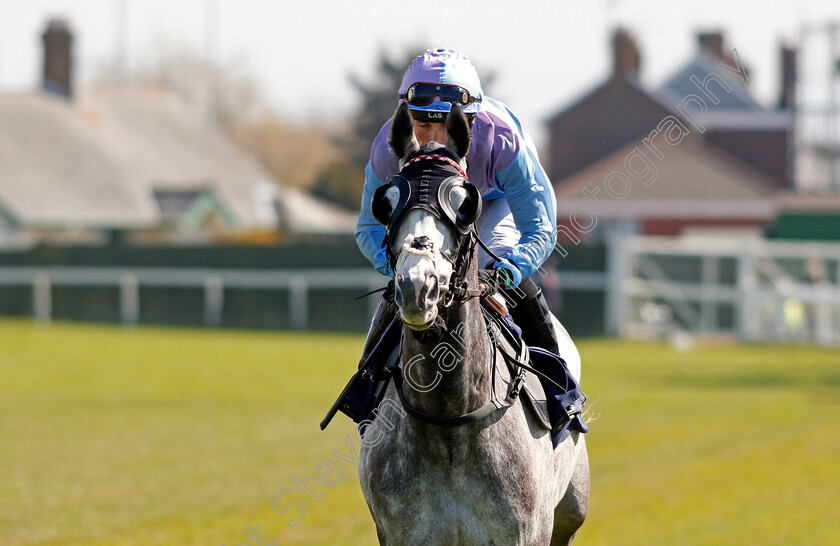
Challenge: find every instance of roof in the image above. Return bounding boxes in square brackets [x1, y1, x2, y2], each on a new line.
[546, 75, 676, 181]
[0, 92, 157, 228]
[547, 73, 667, 124]
[554, 134, 777, 220]
[0, 88, 356, 234]
[657, 50, 761, 112]
[654, 50, 791, 133]
[278, 186, 357, 234]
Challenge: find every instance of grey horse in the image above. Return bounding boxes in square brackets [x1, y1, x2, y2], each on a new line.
[357, 102, 589, 546]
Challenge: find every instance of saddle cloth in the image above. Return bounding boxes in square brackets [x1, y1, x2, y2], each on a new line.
[487, 303, 588, 447]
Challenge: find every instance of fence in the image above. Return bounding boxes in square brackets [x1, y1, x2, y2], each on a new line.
[608, 235, 840, 345]
[0, 266, 384, 330]
[4, 236, 837, 344]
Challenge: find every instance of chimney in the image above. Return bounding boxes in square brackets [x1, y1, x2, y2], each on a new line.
[778, 43, 796, 110]
[698, 31, 725, 60]
[41, 18, 74, 99]
[612, 28, 640, 79]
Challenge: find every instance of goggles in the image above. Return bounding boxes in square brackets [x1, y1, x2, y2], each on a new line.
[400, 83, 481, 108]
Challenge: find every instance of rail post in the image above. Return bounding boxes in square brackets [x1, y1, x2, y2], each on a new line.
[289, 276, 308, 330]
[204, 276, 224, 327]
[120, 274, 139, 326]
[33, 273, 52, 324]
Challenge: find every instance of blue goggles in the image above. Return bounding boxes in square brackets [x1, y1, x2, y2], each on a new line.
[400, 83, 481, 108]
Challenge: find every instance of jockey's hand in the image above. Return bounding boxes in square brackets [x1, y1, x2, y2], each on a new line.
[492, 259, 522, 289]
[477, 268, 498, 295]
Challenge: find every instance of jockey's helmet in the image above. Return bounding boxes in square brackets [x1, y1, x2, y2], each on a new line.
[399, 48, 483, 123]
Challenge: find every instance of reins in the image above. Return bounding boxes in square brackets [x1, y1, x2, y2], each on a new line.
[387, 330, 527, 428]
[386, 300, 578, 429]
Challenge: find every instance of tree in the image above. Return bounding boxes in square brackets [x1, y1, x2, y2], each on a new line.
[96, 36, 345, 194]
[124, 36, 264, 132]
[306, 47, 423, 210]
[231, 118, 343, 192]
[343, 46, 424, 168]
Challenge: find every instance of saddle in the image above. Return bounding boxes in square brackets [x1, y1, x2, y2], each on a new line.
[321, 297, 587, 447]
[483, 298, 588, 446]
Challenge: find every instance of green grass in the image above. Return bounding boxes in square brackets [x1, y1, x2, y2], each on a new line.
[1, 319, 838, 545]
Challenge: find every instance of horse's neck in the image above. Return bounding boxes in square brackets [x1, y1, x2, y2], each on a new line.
[400, 287, 492, 419]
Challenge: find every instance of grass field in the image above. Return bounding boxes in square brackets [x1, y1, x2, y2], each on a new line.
[1, 319, 839, 545]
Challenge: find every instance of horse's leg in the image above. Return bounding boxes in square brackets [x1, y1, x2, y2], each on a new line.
[550, 435, 589, 545]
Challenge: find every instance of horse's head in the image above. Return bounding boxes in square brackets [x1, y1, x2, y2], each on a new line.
[372, 102, 481, 330]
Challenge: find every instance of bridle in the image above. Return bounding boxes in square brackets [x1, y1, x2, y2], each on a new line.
[374, 151, 501, 308]
[402, 152, 468, 178]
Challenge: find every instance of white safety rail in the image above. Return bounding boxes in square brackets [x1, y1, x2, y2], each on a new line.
[607, 235, 840, 345]
[0, 267, 385, 329]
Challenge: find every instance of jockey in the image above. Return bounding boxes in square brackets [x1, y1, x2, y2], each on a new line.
[355, 47, 561, 363]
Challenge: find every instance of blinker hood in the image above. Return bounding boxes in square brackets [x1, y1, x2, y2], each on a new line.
[372, 174, 482, 250]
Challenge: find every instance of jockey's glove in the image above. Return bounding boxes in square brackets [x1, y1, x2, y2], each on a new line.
[480, 259, 522, 290]
[494, 259, 523, 288]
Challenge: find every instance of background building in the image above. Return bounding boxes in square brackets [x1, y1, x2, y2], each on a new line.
[547, 29, 794, 241]
[0, 19, 355, 248]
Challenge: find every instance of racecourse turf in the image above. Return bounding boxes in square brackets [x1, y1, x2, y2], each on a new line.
[0, 319, 838, 545]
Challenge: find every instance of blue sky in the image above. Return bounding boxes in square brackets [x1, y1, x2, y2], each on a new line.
[2, 0, 839, 146]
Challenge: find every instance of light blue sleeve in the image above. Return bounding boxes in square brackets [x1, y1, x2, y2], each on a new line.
[494, 145, 557, 279]
[355, 161, 392, 277]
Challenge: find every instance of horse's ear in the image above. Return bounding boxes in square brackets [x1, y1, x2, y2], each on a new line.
[445, 103, 471, 160]
[388, 102, 420, 160]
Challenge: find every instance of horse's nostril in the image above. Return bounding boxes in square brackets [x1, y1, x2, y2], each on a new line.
[424, 275, 439, 303]
[397, 274, 413, 301]
[426, 275, 437, 290]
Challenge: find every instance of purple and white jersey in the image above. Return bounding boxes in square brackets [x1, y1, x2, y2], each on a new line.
[355, 97, 557, 278]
